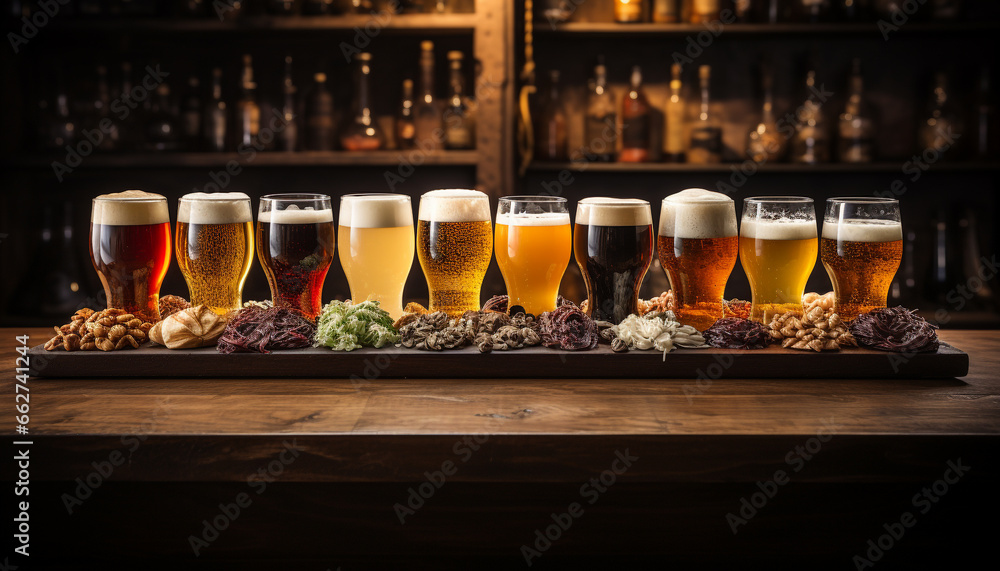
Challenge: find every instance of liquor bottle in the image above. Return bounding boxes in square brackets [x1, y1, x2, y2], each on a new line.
[181, 76, 202, 152]
[732, 0, 754, 22]
[302, 0, 334, 14]
[279, 56, 298, 152]
[756, 0, 787, 22]
[974, 66, 996, 159]
[653, 0, 680, 22]
[838, 0, 868, 21]
[584, 59, 616, 162]
[614, 0, 645, 22]
[205, 68, 228, 152]
[145, 83, 179, 151]
[793, 0, 831, 22]
[350, 0, 374, 13]
[444, 51, 475, 150]
[397, 79, 417, 150]
[837, 59, 874, 163]
[217, 0, 244, 20]
[414, 41, 444, 150]
[688, 65, 722, 164]
[235, 55, 260, 150]
[534, 70, 568, 162]
[663, 63, 686, 162]
[340, 53, 385, 151]
[791, 69, 830, 164]
[306, 72, 335, 151]
[47, 83, 75, 151]
[620, 66, 652, 163]
[746, 61, 786, 163]
[93, 65, 118, 151]
[688, 0, 720, 23]
[918, 72, 963, 160]
[266, 0, 300, 15]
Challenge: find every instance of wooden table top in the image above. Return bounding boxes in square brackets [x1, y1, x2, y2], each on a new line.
[6, 328, 999, 484]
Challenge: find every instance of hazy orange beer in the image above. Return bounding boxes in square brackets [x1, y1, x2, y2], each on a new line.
[495, 196, 571, 315]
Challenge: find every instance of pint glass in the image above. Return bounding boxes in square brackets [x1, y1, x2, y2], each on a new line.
[574, 198, 654, 323]
[338, 193, 414, 320]
[740, 196, 818, 322]
[90, 190, 172, 322]
[257, 194, 335, 320]
[416, 189, 493, 317]
[495, 196, 571, 315]
[821, 197, 903, 321]
[658, 188, 738, 331]
[176, 192, 254, 315]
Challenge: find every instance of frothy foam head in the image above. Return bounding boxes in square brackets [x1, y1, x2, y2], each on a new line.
[658, 188, 737, 238]
[178, 192, 252, 225]
[92, 190, 169, 226]
[822, 219, 902, 242]
[740, 219, 817, 241]
[496, 212, 570, 226]
[339, 194, 413, 228]
[576, 198, 652, 227]
[418, 189, 491, 222]
[259, 206, 334, 224]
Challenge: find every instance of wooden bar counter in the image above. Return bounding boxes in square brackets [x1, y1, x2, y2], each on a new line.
[5, 328, 999, 568]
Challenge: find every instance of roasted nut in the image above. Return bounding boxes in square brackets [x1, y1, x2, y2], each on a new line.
[611, 337, 629, 353]
[108, 324, 127, 342]
[62, 333, 81, 351]
[115, 335, 140, 350]
[81, 342, 97, 351]
[44, 335, 63, 351]
[96, 338, 116, 352]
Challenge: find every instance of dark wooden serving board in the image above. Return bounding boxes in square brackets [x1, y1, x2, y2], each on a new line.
[27, 341, 969, 379]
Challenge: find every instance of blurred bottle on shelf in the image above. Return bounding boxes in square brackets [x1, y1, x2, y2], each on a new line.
[620, 65, 652, 163]
[927, 206, 994, 312]
[43, 81, 75, 151]
[653, 0, 680, 22]
[663, 63, 686, 162]
[205, 67, 228, 152]
[145, 83, 179, 151]
[957, 206, 994, 310]
[974, 66, 996, 159]
[415, 41, 444, 150]
[837, 58, 874, 163]
[872, 0, 925, 21]
[746, 60, 786, 163]
[444, 51, 475, 150]
[175, 0, 207, 17]
[181, 76, 202, 151]
[279, 56, 298, 152]
[306, 71, 335, 151]
[397, 79, 417, 150]
[615, 0, 645, 22]
[688, 65, 722, 164]
[434, 0, 451, 13]
[687, 0, 720, 23]
[731, 0, 754, 22]
[837, 0, 868, 21]
[302, 0, 334, 15]
[538, 0, 572, 23]
[350, 0, 375, 13]
[534, 70, 568, 161]
[93, 65, 118, 151]
[219, 0, 244, 20]
[266, 0, 300, 15]
[392, 0, 428, 14]
[584, 58, 616, 162]
[235, 54, 261, 150]
[792, 0, 832, 22]
[918, 71, 963, 160]
[791, 68, 830, 164]
[340, 53, 385, 151]
[888, 227, 918, 307]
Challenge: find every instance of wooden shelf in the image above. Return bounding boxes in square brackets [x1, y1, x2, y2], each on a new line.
[535, 21, 1000, 37]
[49, 13, 477, 34]
[2, 150, 479, 169]
[526, 161, 1000, 174]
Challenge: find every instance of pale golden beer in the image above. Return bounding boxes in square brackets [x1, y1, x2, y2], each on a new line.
[338, 193, 414, 320]
[740, 197, 818, 322]
[821, 198, 903, 321]
[176, 192, 254, 316]
[657, 188, 738, 331]
[417, 189, 493, 317]
[495, 196, 571, 315]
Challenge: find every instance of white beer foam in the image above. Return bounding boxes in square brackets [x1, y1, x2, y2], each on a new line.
[418, 189, 491, 222]
[92, 190, 169, 226]
[576, 198, 652, 227]
[259, 207, 334, 224]
[658, 188, 737, 238]
[822, 219, 902, 242]
[339, 194, 412, 228]
[178, 192, 252, 225]
[496, 212, 570, 227]
[740, 219, 817, 240]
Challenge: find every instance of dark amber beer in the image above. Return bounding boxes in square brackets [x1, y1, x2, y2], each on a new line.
[90, 190, 172, 322]
[574, 198, 654, 323]
[821, 198, 902, 321]
[657, 188, 738, 331]
[177, 192, 254, 315]
[256, 194, 335, 320]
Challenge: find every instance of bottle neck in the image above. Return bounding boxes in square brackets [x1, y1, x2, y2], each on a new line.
[420, 55, 434, 100]
[357, 65, 373, 114]
[450, 65, 464, 99]
[700, 77, 711, 117]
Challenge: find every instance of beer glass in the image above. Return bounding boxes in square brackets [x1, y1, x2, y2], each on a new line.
[90, 190, 172, 322]
[495, 196, 571, 315]
[821, 197, 903, 321]
[416, 189, 493, 317]
[574, 197, 654, 323]
[176, 192, 254, 316]
[740, 196, 818, 322]
[257, 194, 335, 320]
[338, 193, 414, 320]
[658, 188, 738, 331]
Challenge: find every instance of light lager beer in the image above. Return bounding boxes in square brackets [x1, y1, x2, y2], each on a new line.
[495, 196, 571, 315]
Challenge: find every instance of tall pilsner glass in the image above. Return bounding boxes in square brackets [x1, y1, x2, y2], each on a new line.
[496, 196, 571, 315]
